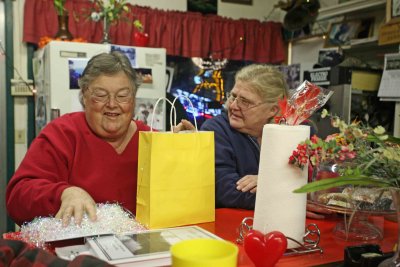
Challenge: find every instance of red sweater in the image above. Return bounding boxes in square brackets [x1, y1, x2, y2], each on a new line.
[6, 112, 150, 225]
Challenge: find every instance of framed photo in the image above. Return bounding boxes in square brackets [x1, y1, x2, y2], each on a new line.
[387, 0, 400, 23]
[221, 0, 252, 5]
[325, 18, 374, 47]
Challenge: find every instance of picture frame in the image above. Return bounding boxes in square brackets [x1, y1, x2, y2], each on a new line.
[221, 0, 252, 5]
[325, 18, 374, 47]
[187, 0, 217, 14]
[386, 0, 400, 23]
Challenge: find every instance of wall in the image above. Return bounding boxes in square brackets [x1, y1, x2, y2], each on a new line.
[130, 0, 186, 12]
[130, 0, 282, 21]
[13, 1, 28, 169]
[0, 1, 8, 235]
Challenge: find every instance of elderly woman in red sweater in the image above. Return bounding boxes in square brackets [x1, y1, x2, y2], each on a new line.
[6, 51, 160, 226]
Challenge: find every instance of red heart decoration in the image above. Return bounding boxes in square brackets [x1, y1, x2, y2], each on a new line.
[243, 230, 288, 267]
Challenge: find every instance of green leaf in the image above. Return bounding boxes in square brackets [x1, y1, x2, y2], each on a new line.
[293, 175, 390, 193]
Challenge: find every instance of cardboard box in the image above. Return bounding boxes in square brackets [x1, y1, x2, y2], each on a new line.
[351, 70, 382, 91]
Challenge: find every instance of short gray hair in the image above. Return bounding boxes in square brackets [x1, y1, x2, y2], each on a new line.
[78, 51, 141, 106]
[235, 64, 288, 103]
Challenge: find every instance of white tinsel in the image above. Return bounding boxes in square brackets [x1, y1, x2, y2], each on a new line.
[20, 203, 146, 248]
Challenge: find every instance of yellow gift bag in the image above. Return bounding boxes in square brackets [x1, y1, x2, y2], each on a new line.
[136, 97, 215, 229]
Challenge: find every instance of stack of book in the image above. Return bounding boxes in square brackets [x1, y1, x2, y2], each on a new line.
[55, 226, 220, 266]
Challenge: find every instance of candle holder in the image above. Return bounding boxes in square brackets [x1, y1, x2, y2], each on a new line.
[236, 217, 323, 256]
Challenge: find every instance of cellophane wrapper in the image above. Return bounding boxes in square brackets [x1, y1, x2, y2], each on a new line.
[280, 80, 333, 125]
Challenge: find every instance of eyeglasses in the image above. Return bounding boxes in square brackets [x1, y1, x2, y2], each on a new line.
[89, 88, 133, 104]
[227, 93, 266, 111]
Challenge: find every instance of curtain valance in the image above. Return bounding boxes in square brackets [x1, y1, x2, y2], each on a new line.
[23, 0, 285, 63]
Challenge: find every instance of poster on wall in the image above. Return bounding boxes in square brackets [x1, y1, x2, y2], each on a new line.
[134, 98, 164, 130]
[135, 68, 153, 89]
[68, 58, 89, 90]
[111, 45, 137, 68]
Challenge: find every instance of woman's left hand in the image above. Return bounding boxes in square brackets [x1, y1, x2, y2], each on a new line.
[236, 175, 257, 193]
[173, 119, 196, 133]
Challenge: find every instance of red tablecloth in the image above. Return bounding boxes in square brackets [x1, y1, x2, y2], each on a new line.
[197, 209, 398, 267]
[3, 208, 398, 267]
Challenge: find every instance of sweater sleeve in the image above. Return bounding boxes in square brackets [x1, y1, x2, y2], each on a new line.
[6, 118, 76, 225]
[201, 117, 256, 210]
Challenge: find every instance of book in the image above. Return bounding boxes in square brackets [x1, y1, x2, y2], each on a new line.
[55, 225, 221, 266]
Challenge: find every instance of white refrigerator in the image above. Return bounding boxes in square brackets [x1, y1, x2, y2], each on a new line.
[33, 41, 167, 134]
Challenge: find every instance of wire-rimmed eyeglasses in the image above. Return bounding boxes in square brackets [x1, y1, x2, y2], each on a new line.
[89, 88, 133, 104]
[227, 93, 266, 110]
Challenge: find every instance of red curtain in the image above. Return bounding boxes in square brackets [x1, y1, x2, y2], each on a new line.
[23, 0, 285, 63]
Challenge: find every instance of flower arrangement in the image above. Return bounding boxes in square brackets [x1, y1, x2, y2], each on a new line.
[89, 0, 130, 24]
[54, 0, 66, 16]
[292, 109, 400, 193]
[85, 0, 145, 44]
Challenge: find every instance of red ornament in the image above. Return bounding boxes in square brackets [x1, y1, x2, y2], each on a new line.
[134, 32, 149, 47]
[244, 230, 287, 267]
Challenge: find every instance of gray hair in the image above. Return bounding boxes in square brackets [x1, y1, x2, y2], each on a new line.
[235, 64, 288, 103]
[78, 51, 141, 106]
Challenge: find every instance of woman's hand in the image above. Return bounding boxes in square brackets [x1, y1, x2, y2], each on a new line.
[236, 175, 257, 193]
[55, 186, 97, 226]
[306, 202, 334, 219]
[173, 119, 196, 133]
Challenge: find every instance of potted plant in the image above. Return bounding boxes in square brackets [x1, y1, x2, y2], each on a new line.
[133, 19, 149, 47]
[89, 0, 130, 43]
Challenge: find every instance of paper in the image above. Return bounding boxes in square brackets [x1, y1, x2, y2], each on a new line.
[254, 124, 310, 248]
[378, 53, 400, 99]
[57, 226, 221, 266]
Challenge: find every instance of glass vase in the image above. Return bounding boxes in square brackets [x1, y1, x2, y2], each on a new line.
[101, 17, 111, 44]
[378, 188, 400, 267]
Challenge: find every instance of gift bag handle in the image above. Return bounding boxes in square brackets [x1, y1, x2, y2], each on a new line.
[149, 96, 198, 132]
[150, 97, 174, 131]
[171, 95, 198, 132]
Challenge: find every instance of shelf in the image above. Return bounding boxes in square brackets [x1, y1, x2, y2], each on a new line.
[317, 0, 386, 21]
